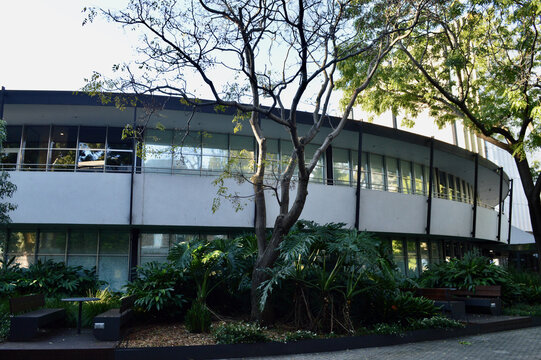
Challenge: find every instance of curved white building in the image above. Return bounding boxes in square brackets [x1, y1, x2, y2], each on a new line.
[0, 90, 514, 289]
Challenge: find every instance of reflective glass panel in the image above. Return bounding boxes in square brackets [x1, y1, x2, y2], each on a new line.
[107, 127, 132, 150]
[38, 232, 66, 254]
[420, 241, 429, 271]
[79, 126, 106, 149]
[392, 239, 406, 274]
[67, 256, 96, 269]
[230, 135, 254, 174]
[99, 256, 128, 291]
[333, 148, 350, 185]
[407, 240, 418, 276]
[24, 126, 49, 148]
[438, 170, 448, 198]
[140, 233, 170, 256]
[352, 151, 368, 188]
[430, 241, 441, 264]
[414, 163, 424, 195]
[69, 231, 98, 254]
[370, 154, 384, 190]
[5, 126, 22, 148]
[400, 160, 412, 194]
[305, 144, 324, 183]
[202, 133, 228, 173]
[448, 174, 456, 200]
[1, 151, 18, 169]
[50, 150, 76, 171]
[172, 234, 198, 244]
[265, 138, 280, 177]
[106, 151, 133, 172]
[78, 150, 105, 170]
[386, 157, 399, 192]
[8, 231, 36, 254]
[99, 232, 129, 255]
[50, 126, 77, 148]
[173, 132, 200, 171]
[23, 150, 48, 170]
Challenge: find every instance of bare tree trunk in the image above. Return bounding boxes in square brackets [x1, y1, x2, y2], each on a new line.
[514, 157, 541, 271]
[250, 177, 310, 321]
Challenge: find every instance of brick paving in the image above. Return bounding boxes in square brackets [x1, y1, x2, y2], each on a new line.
[235, 326, 541, 360]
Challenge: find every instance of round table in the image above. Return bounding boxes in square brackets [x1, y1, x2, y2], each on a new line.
[61, 297, 100, 334]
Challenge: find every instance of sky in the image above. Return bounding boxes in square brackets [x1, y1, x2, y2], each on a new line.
[0, 0, 134, 91]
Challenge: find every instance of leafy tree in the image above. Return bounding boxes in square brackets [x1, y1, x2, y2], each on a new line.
[338, 0, 541, 260]
[83, 0, 424, 320]
[0, 120, 16, 225]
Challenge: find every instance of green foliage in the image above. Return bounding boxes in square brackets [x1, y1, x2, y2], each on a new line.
[384, 292, 439, 325]
[0, 120, 17, 224]
[419, 252, 508, 291]
[212, 322, 269, 344]
[0, 259, 104, 298]
[283, 330, 319, 342]
[0, 299, 8, 342]
[357, 316, 464, 336]
[184, 301, 212, 333]
[125, 262, 186, 314]
[259, 221, 401, 333]
[503, 303, 541, 317]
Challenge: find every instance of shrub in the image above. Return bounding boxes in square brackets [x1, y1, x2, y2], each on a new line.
[125, 262, 186, 315]
[373, 291, 439, 325]
[407, 316, 464, 330]
[283, 330, 319, 342]
[185, 301, 212, 333]
[503, 303, 541, 317]
[419, 251, 509, 291]
[212, 322, 269, 344]
[0, 259, 104, 298]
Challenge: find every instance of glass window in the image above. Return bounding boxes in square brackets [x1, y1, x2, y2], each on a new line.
[77, 149, 105, 171]
[107, 127, 132, 150]
[22, 149, 48, 170]
[140, 233, 170, 256]
[455, 176, 463, 202]
[386, 157, 399, 193]
[400, 160, 412, 194]
[50, 126, 77, 149]
[414, 163, 424, 195]
[172, 233, 199, 245]
[449, 174, 457, 200]
[7, 231, 37, 267]
[98, 231, 129, 291]
[79, 126, 106, 149]
[38, 232, 66, 255]
[67, 231, 98, 269]
[265, 138, 280, 178]
[1, 150, 18, 170]
[370, 154, 384, 191]
[332, 148, 350, 185]
[106, 151, 133, 172]
[24, 126, 50, 148]
[230, 135, 255, 174]
[351, 151, 368, 188]
[420, 241, 429, 271]
[430, 241, 441, 264]
[392, 239, 406, 274]
[50, 150, 76, 171]
[407, 240, 418, 277]
[305, 144, 325, 183]
[173, 131, 200, 172]
[280, 142, 298, 178]
[438, 170, 448, 198]
[5, 126, 22, 148]
[145, 129, 173, 171]
[202, 132, 228, 173]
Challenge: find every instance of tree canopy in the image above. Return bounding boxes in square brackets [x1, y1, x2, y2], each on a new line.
[338, 0, 541, 255]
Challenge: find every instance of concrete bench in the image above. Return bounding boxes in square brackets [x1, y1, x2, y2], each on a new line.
[453, 285, 502, 315]
[414, 288, 466, 320]
[9, 294, 65, 341]
[93, 295, 135, 341]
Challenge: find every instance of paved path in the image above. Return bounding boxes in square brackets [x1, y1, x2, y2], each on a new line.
[231, 326, 541, 360]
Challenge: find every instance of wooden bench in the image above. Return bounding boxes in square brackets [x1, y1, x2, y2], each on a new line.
[8, 294, 66, 341]
[453, 285, 502, 315]
[414, 288, 466, 320]
[93, 295, 136, 341]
